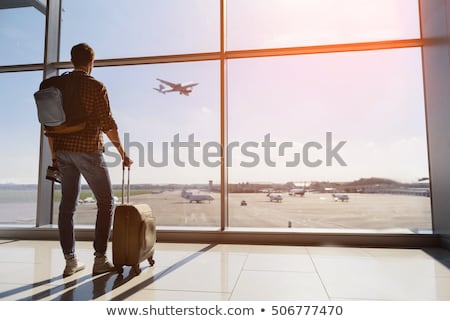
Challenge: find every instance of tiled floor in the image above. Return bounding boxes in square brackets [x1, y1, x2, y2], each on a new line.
[1, 239, 450, 301]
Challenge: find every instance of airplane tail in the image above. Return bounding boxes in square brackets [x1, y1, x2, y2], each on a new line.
[153, 84, 166, 94]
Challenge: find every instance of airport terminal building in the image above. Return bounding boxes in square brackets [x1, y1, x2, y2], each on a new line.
[1, 0, 450, 302]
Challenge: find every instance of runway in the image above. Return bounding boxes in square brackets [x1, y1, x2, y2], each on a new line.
[70, 191, 432, 232]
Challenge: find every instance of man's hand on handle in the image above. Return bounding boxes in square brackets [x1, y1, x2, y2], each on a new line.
[105, 128, 133, 168]
[123, 154, 133, 168]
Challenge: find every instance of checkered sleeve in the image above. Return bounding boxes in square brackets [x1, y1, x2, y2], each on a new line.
[96, 86, 118, 133]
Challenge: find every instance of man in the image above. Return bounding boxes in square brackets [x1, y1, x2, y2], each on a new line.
[49, 43, 132, 276]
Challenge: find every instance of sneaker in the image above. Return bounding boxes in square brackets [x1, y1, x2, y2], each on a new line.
[63, 257, 85, 277]
[93, 256, 115, 275]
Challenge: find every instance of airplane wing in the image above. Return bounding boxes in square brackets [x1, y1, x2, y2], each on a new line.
[183, 83, 198, 89]
[162, 88, 178, 93]
[157, 78, 178, 88]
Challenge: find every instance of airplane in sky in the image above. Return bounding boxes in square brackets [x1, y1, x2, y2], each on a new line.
[153, 78, 199, 96]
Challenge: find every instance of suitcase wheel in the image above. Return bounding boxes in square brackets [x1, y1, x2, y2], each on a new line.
[148, 257, 155, 266]
[132, 264, 141, 275]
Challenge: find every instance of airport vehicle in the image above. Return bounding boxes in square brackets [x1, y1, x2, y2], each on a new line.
[154, 78, 198, 96]
[82, 196, 95, 203]
[181, 190, 214, 203]
[333, 193, 349, 202]
[289, 188, 305, 197]
[267, 193, 283, 202]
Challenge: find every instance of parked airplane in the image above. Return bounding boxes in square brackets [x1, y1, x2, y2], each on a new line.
[267, 192, 283, 202]
[289, 188, 305, 197]
[332, 193, 349, 202]
[181, 189, 214, 203]
[154, 78, 198, 96]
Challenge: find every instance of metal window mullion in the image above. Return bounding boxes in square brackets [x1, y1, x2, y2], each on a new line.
[220, 0, 228, 231]
[225, 39, 423, 59]
[36, 0, 61, 227]
[32, 38, 424, 72]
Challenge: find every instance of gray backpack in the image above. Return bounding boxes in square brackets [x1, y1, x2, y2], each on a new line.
[34, 72, 87, 136]
[34, 86, 66, 126]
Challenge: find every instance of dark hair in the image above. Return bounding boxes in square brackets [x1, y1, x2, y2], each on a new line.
[70, 43, 95, 67]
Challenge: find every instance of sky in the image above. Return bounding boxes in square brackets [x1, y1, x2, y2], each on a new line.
[0, 0, 428, 185]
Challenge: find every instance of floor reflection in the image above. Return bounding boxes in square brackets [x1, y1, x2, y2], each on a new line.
[2, 241, 450, 301]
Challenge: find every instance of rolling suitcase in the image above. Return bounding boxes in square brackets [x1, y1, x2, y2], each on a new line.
[112, 167, 156, 274]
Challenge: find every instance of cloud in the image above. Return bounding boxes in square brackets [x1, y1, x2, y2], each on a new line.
[201, 106, 212, 113]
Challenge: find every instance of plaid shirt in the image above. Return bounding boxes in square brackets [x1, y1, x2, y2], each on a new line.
[54, 70, 117, 152]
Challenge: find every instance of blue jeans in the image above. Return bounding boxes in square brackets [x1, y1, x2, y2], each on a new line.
[56, 150, 114, 257]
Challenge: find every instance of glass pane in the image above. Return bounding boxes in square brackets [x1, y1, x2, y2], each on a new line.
[227, 0, 420, 50]
[228, 48, 431, 233]
[53, 61, 221, 228]
[0, 71, 42, 225]
[0, 7, 46, 65]
[60, 0, 220, 60]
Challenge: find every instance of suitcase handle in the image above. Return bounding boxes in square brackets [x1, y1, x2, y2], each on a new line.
[121, 166, 130, 204]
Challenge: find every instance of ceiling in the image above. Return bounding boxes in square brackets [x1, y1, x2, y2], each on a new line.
[0, 0, 45, 14]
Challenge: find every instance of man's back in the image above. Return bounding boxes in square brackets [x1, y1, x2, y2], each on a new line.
[53, 70, 117, 153]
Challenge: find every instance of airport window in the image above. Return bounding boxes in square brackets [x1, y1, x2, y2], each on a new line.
[60, 0, 221, 61]
[226, 0, 421, 50]
[227, 48, 432, 232]
[0, 6, 45, 65]
[0, 1, 432, 236]
[0, 71, 42, 226]
[52, 62, 221, 228]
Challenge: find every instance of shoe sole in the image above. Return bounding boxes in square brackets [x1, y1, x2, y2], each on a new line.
[63, 266, 85, 277]
[92, 269, 116, 276]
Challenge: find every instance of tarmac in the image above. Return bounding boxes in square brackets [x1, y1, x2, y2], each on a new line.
[69, 191, 432, 232]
